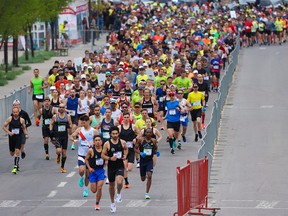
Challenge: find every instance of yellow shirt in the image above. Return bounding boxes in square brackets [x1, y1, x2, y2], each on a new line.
[48, 74, 58, 86]
[187, 91, 205, 109]
[135, 118, 156, 129]
[136, 74, 149, 84]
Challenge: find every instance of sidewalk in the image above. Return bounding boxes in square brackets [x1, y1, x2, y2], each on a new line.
[0, 36, 107, 98]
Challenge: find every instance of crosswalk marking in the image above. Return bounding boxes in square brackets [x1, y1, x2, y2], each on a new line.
[256, 201, 278, 209]
[62, 200, 87, 207]
[66, 171, 76, 178]
[57, 182, 67, 187]
[47, 190, 57, 198]
[126, 200, 150, 207]
[0, 200, 21, 207]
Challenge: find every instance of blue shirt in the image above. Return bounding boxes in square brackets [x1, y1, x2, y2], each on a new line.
[100, 105, 111, 116]
[166, 100, 181, 122]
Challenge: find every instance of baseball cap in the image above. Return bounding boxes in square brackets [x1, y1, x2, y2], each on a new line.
[193, 83, 199, 88]
[12, 99, 21, 105]
[88, 66, 93, 70]
[67, 77, 73, 81]
[193, 70, 199, 74]
[81, 74, 86, 79]
[143, 63, 148, 67]
[169, 91, 176, 96]
[106, 71, 111, 75]
[158, 62, 163, 66]
[50, 86, 56, 91]
[107, 89, 113, 93]
[110, 98, 117, 103]
[138, 86, 144, 90]
[139, 66, 144, 70]
[44, 96, 50, 101]
[118, 68, 123, 71]
[119, 62, 124, 66]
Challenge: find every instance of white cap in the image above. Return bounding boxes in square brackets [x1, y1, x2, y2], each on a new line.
[50, 86, 56, 90]
[106, 43, 110, 46]
[193, 70, 198, 74]
[67, 77, 73, 81]
[119, 61, 124, 66]
[81, 74, 86, 79]
[143, 63, 148, 67]
[118, 68, 123, 71]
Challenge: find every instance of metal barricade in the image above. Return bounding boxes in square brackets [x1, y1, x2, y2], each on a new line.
[198, 39, 240, 178]
[174, 158, 220, 216]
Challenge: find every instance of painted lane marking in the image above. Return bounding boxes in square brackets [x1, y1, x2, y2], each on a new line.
[47, 190, 57, 198]
[62, 200, 87, 207]
[57, 182, 67, 187]
[126, 200, 151, 207]
[0, 200, 21, 207]
[66, 171, 76, 178]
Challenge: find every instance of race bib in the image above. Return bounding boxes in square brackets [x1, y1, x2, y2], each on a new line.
[180, 115, 187, 122]
[147, 108, 153, 113]
[96, 158, 104, 165]
[204, 76, 209, 80]
[126, 141, 133, 148]
[169, 109, 176, 115]
[12, 128, 20, 135]
[113, 151, 122, 159]
[159, 97, 164, 102]
[143, 148, 152, 156]
[193, 101, 201, 106]
[102, 132, 110, 139]
[70, 110, 76, 117]
[213, 65, 219, 70]
[36, 94, 43, 99]
[44, 119, 51, 125]
[58, 125, 66, 132]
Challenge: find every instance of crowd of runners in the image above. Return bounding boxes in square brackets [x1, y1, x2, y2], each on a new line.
[3, 0, 287, 213]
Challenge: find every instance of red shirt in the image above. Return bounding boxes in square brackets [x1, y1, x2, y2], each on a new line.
[244, 21, 253, 33]
[55, 79, 68, 90]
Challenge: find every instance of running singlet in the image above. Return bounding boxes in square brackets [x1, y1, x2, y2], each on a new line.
[77, 98, 89, 115]
[54, 113, 69, 137]
[32, 76, 44, 95]
[78, 127, 95, 156]
[142, 98, 154, 118]
[139, 139, 156, 162]
[9, 117, 22, 136]
[66, 97, 78, 117]
[42, 106, 53, 128]
[90, 115, 103, 127]
[100, 119, 114, 140]
[50, 98, 60, 108]
[107, 139, 124, 168]
[119, 124, 136, 149]
[88, 147, 104, 169]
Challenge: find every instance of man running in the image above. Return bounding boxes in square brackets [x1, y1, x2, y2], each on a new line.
[2, 107, 29, 174]
[71, 115, 98, 197]
[28, 68, 48, 126]
[49, 103, 72, 173]
[134, 128, 158, 199]
[37, 97, 57, 160]
[85, 135, 105, 211]
[101, 126, 128, 213]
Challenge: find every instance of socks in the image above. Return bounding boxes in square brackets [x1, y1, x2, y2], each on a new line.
[124, 177, 129, 185]
[169, 138, 173, 148]
[44, 143, 49, 154]
[61, 157, 66, 168]
[202, 112, 205, 124]
[14, 156, 20, 167]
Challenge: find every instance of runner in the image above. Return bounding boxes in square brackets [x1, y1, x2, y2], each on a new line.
[2, 107, 29, 174]
[101, 126, 128, 213]
[100, 108, 114, 143]
[28, 68, 48, 126]
[49, 103, 73, 173]
[37, 97, 57, 160]
[89, 104, 103, 130]
[134, 128, 158, 199]
[197, 74, 209, 129]
[118, 111, 139, 189]
[70, 115, 98, 197]
[85, 135, 105, 211]
[187, 83, 205, 142]
[140, 88, 158, 118]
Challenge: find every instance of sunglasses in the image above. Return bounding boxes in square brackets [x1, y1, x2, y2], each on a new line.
[96, 88, 100, 90]
[134, 106, 141, 108]
[122, 106, 128, 108]
[59, 106, 65, 108]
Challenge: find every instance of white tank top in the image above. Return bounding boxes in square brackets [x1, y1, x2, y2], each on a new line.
[78, 127, 94, 156]
[80, 81, 89, 92]
[77, 98, 89, 114]
[86, 96, 96, 106]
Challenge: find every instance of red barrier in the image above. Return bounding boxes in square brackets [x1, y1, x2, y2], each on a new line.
[174, 157, 220, 216]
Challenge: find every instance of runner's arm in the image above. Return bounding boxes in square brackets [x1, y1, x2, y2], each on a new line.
[2, 117, 12, 136]
[70, 127, 80, 142]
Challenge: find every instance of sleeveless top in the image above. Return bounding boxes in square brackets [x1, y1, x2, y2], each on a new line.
[67, 97, 78, 117]
[107, 139, 124, 168]
[139, 139, 156, 162]
[86, 96, 96, 106]
[9, 117, 22, 136]
[78, 127, 95, 156]
[42, 106, 53, 128]
[77, 98, 89, 115]
[54, 113, 69, 136]
[90, 115, 103, 127]
[143, 128, 156, 139]
[32, 76, 44, 95]
[88, 147, 104, 169]
[142, 98, 154, 118]
[100, 118, 114, 140]
[119, 124, 136, 148]
[80, 81, 89, 92]
[51, 98, 60, 108]
[95, 93, 103, 104]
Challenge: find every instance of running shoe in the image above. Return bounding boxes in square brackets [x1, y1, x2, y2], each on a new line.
[95, 204, 100, 210]
[136, 162, 140, 168]
[21, 151, 26, 159]
[60, 167, 67, 173]
[71, 144, 76, 150]
[11, 167, 17, 174]
[124, 184, 130, 189]
[16, 165, 20, 171]
[35, 118, 40, 126]
[201, 124, 206, 129]
[110, 203, 116, 213]
[56, 155, 60, 164]
[83, 189, 89, 197]
[195, 134, 199, 142]
[105, 178, 109, 184]
[182, 135, 186, 142]
[115, 193, 122, 203]
[145, 193, 151, 200]
[78, 177, 84, 187]
[45, 154, 50, 160]
[198, 131, 203, 139]
[177, 142, 182, 150]
[170, 148, 175, 155]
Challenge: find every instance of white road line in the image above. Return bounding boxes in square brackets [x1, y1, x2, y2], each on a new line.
[74, 165, 79, 169]
[57, 182, 67, 187]
[0, 200, 21, 207]
[66, 171, 76, 178]
[256, 201, 278, 209]
[47, 190, 57, 198]
[260, 105, 274, 109]
[126, 200, 150, 207]
[62, 200, 87, 207]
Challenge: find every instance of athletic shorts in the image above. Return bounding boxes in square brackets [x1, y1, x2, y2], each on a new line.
[127, 148, 135, 163]
[140, 160, 153, 177]
[88, 168, 106, 183]
[167, 121, 180, 132]
[259, 31, 264, 34]
[190, 108, 202, 121]
[251, 32, 257, 37]
[265, 29, 271, 35]
[107, 165, 124, 182]
[42, 127, 50, 138]
[71, 116, 78, 125]
[78, 155, 86, 167]
[9, 135, 22, 152]
[180, 115, 188, 127]
[32, 94, 44, 102]
[55, 136, 68, 150]
[245, 32, 252, 38]
[211, 72, 220, 79]
[62, 33, 69, 40]
[20, 133, 26, 145]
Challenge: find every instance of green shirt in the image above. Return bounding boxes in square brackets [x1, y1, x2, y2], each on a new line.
[155, 75, 168, 88]
[32, 76, 44, 95]
[172, 77, 192, 93]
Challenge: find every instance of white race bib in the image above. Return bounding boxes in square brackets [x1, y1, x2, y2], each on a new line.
[159, 97, 164, 102]
[204, 76, 209, 80]
[113, 151, 122, 159]
[147, 107, 153, 113]
[143, 148, 152, 156]
[96, 158, 104, 165]
[44, 119, 51, 125]
[213, 65, 219, 70]
[12, 128, 20, 135]
[126, 141, 133, 148]
[36, 94, 43, 99]
[193, 101, 201, 106]
[169, 109, 176, 115]
[70, 110, 75, 117]
[180, 115, 187, 122]
[58, 125, 66, 132]
[102, 132, 110, 139]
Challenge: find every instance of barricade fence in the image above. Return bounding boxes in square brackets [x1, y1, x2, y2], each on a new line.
[198, 39, 240, 177]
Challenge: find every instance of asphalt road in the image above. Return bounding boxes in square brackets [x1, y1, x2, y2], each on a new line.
[0, 91, 218, 216]
[210, 44, 288, 215]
